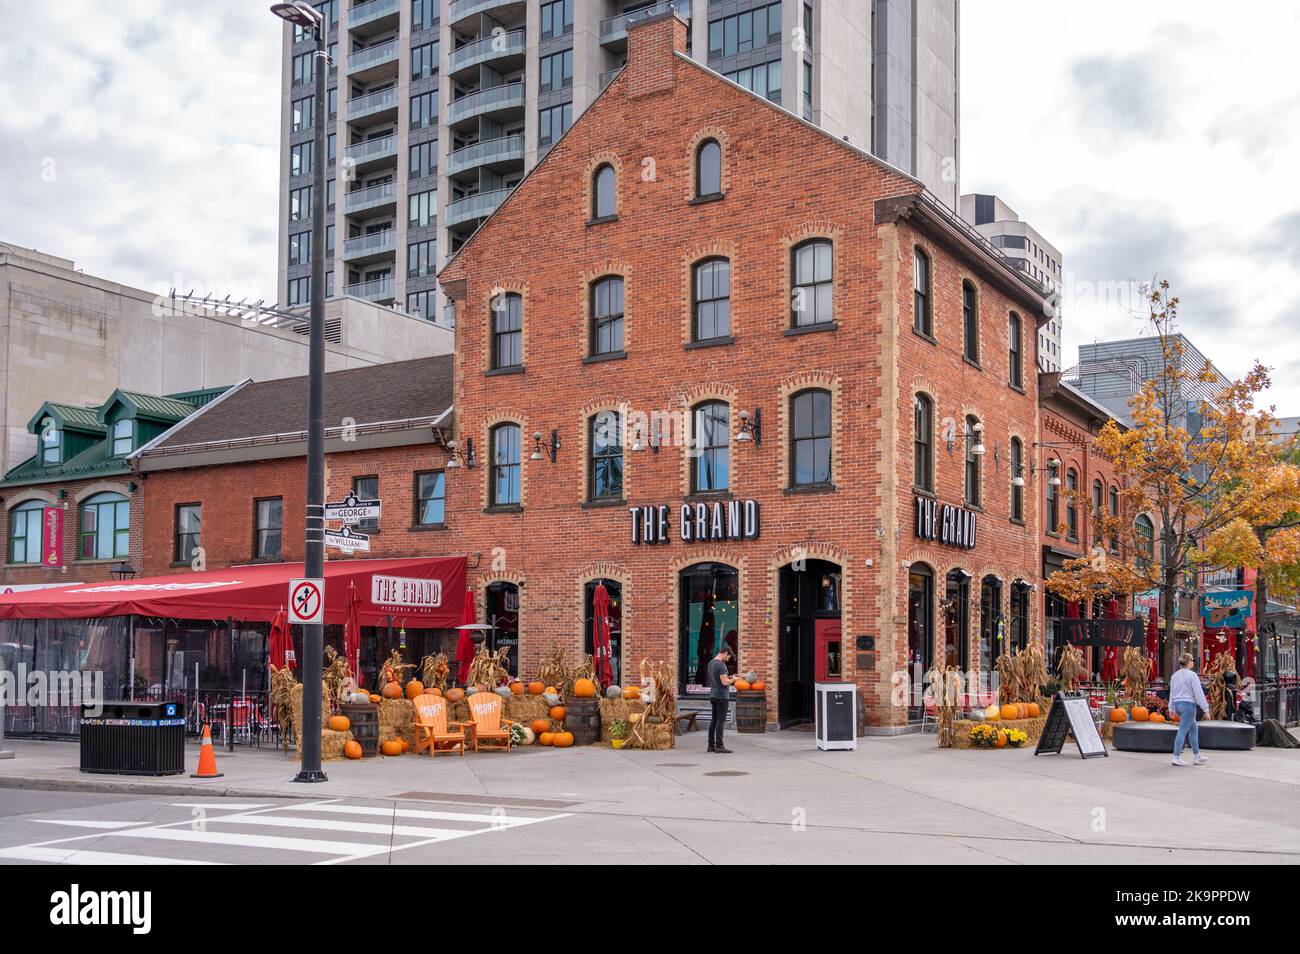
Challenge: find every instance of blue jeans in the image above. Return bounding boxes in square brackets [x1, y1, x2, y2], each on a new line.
[1172, 701, 1200, 757]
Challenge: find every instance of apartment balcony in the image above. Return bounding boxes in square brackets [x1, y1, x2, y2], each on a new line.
[347, 38, 398, 82]
[444, 188, 511, 228]
[347, 0, 399, 36]
[447, 30, 526, 78]
[344, 134, 397, 173]
[346, 276, 395, 303]
[343, 229, 396, 262]
[600, 0, 690, 46]
[446, 133, 525, 178]
[343, 180, 397, 216]
[447, 0, 525, 28]
[346, 86, 397, 126]
[446, 82, 525, 127]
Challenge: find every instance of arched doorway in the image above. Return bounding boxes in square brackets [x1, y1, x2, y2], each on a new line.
[907, 563, 935, 721]
[778, 559, 842, 727]
[678, 563, 739, 700]
[484, 581, 520, 677]
[583, 578, 623, 687]
[943, 569, 971, 671]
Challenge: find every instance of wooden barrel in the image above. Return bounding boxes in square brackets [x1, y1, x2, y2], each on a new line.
[341, 703, 379, 757]
[566, 696, 600, 745]
[734, 690, 767, 733]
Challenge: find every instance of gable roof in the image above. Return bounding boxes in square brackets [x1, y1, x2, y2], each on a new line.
[26, 401, 105, 435]
[97, 389, 200, 425]
[0, 434, 124, 489]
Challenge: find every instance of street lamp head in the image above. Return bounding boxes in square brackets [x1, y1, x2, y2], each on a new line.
[270, 2, 323, 28]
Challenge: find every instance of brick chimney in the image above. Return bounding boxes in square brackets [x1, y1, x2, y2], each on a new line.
[624, 7, 688, 99]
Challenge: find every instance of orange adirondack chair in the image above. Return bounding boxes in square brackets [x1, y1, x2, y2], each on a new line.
[464, 691, 514, 752]
[412, 693, 466, 756]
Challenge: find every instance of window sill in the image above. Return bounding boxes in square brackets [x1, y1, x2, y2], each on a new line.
[963, 357, 982, 371]
[784, 321, 837, 337]
[688, 192, 725, 206]
[1008, 382, 1026, 395]
[684, 490, 732, 502]
[74, 557, 133, 566]
[583, 350, 627, 365]
[3, 563, 47, 570]
[784, 483, 837, 496]
[1009, 517, 1025, 527]
[169, 560, 194, 568]
[685, 335, 734, 350]
[912, 486, 936, 499]
[247, 557, 287, 565]
[912, 328, 938, 346]
[408, 523, 447, 532]
[486, 365, 525, 377]
[587, 214, 619, 227]
[484, 504, 523, 514]
[581, 497, 626, 510]
[963, 503, 984, 513]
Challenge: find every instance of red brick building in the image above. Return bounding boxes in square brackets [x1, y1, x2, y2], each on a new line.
[436, 13, 1050, 730]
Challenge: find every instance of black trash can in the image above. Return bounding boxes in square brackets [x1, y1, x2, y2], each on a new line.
[80, 701, 186, 776]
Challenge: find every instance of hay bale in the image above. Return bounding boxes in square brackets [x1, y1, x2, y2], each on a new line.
[505, 694, 550, 725]
[291, 683, 334, 754]
[449, 699, 470, 725]
[378, 697, 416, 747]
[321, 728, 354, 761]
[951, 716, 1048, 750]
[627, 716, 674, 750]
[599, 697, 647, 742]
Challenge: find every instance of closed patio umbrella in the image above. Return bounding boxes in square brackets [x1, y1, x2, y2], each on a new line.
[344, 582, 361, 685]
[1146, 606, 1161, 680]
[268, 608, 294, 671]
[592, 581, 614, 688]
[456, 589, 477, 684]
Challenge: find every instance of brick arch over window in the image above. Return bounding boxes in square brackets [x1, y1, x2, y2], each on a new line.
[481, 409, 530, 510]
[681, 240, 738, 343]
[8, 490, 58, 508]
[584, 151, 624, 219]
[481, 280, 529, 371]
[684, 126, 732, 200]
[74, 481, 132, 504]
[778, 370, 842, 489]
[577, 260, 632, 360]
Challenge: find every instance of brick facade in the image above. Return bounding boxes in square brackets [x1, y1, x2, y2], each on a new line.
[1, 478, 142, 588]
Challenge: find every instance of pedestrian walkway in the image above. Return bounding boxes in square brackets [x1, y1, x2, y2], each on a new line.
[0, 798, 569, 865]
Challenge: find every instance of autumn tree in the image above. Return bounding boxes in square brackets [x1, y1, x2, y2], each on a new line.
[1046, 281, 1300, 674]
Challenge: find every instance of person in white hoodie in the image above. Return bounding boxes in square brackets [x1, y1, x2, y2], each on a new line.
[1168, 653, 1210, 766]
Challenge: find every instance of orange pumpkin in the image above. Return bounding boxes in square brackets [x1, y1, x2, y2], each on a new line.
[1170, 710, 1180, 723]
[405, 680, 425, 700]
[573, 678, 596, 698]
[623, 686, 641, 700]
[1000, 704, 1018, 721]
[995, 729, 1008, 749]
[399, 738, 410, 752]
[509, 681, 526, 695]
[1131, 706, 1150, 722]
[734, 679, 752, 691]
[328, 715, 350, 732]
[530, 719, 550, 735]
[1026, 702, 1041, 718]
[549, 705, 566, 722]
[538, 731, 554, 746]
[381, 682, 402, 700]
[445, 687, 465, 703]
[544, 685, 557, 695]
[369, 693, 381, 704]
[552, 730, 574, 748]
[381, 740, 403, 756]
[528, 681, 545, 695]
[1109, 707, 1129, 723]
[343, 740, 362, 760]
[750, 681, 766, 691]
[1148, 712, 1166, 723]
[428, 687, 443, 697]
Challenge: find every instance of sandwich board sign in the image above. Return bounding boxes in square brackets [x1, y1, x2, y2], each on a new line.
[324, 525, 371, 554]
[288, 578, 325, 625]
[324, 492, 381, 524]
[1034, 691, 1108, 759]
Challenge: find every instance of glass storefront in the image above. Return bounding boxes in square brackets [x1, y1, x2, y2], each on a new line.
[679, 562, 738, 697]
[485, 581, 520, 677]
[583, 579, 622, 687]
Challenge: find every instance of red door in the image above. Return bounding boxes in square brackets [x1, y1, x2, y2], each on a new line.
[815, 618, 842, 682]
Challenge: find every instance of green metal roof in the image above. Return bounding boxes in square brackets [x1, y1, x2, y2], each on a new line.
[0, 439, 128, 488]
[96, 389, 199, 425]
[25, 401, 105, 435]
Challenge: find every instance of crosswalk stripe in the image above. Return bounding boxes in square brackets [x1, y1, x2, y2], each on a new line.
[111, 826, 378, 855]
[209, 814, 469, 839]
[32, 820, 145, 830]
[0, 845, 219, 865]
[280, 802, 536, 825]
[167, 803, 273, 811]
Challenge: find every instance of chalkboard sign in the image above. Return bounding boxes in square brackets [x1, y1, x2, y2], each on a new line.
[1034, 691, 1108, 759]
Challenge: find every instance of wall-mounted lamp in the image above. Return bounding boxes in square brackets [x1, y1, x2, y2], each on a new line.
[631, 419, 659, 453]
[966, 420, 985, 456]
[530, 429, 560, 462]
[444, 437, 476, 469]
[1046, 458, 1062, 486]
[110, 562, 136, 581]
[735, 408, 761, 445]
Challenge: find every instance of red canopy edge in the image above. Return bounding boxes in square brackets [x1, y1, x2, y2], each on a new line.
[0, 556, 467, 629]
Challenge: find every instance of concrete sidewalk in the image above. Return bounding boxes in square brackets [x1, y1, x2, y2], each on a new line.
[2, 727, 1298, 862]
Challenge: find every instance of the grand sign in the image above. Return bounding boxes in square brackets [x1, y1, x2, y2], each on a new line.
[629, 499, 761, 545]
[914, 496, 977, 549]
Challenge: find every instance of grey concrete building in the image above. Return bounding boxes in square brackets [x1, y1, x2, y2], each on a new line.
[0, 242, 452, 472]
[276, 0, 961, 323]
[961, 192, 1063, 371]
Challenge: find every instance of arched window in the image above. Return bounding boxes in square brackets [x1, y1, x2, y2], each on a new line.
[1135, 514, 1155, 569]
[590, 275, 624, 356]
[913, 393, 933, 492]
[1008, 311, 1023, 388]
[1065, 467, 1079, 540]
[964, 415, 982, 507]
[692, 257, 730, 341]
[1010, 580, 1031, 651]
[8, 500, 46, 565]
[790, 389, 831, 487]
[913, 247, 932, 336]
[979, 575, 1002, 674]
[592, 163, 615, 219]
[491, 292, 522, 369]
[79, 492, 129, 560]
[944, 569, 970, 671]
[1092, 479, 1104, 545]
[1046, 466, 1060, 534]
[588, 410, 623, 501]
[1009, 437, 1024, 521]
[790, 239, 832, 327]
[907, 562, 935, 716]
[489, 423, 521, 506]
[691, 401, 729, 493]
[584, 579, 623, 686]
[962, 281, 979, 363]
[679, 562, 739, 694]
[1108, 485, 1120, 552]
[695, 138, 722, 198]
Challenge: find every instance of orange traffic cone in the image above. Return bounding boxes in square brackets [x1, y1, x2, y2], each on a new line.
[190, 724, 224, 779]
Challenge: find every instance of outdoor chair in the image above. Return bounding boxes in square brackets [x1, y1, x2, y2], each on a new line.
[461, 691, 515, 753]
[413, 693, 467, 756]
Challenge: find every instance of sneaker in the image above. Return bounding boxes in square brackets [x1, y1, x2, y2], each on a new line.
[1171, 757, 1185, 766]
[707, 746, 718, 753]
[714, 746, 733, 754]
[1194, 755, 1209, 765]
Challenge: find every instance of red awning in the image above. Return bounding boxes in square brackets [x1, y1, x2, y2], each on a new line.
[0, 557, 466, 628]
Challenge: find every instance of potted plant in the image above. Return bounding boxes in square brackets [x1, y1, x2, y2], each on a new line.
[609, 719, 629, 749]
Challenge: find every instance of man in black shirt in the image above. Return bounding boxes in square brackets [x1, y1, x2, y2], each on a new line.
[707, 645, 738, 753]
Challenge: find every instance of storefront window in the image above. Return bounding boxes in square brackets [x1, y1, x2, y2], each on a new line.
[1011, 581, 1031, 653]
[907, 563, 934, 718]
[485, 582, 520, 676]
[944, 569, 970, 670]
[584, 579, 622, 686]
[679, 563, 738, 695]
[979, 576, 1002, 677]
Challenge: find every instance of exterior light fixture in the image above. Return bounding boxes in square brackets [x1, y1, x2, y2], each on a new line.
[1047, 458, 1062, 486]
[269, 1, 323, 28]
[444, 438, 476, 469]
[967, 421, 985, 456]
[735, 408, 761, 444]
[110, 562, 136, 581]
[530, 429, 560, 462]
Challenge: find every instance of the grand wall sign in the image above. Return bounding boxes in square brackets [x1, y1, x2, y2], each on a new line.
[914, 496, 977, 549]
[629, 499, 761, 544]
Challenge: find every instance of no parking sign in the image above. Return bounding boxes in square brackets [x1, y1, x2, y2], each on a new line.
[288, 578, 325, 625]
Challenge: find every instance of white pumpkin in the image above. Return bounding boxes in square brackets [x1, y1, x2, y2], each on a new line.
[605, 684, 623, 699]
[543, 692, 561, 706]
[519, 726, 536, 746]
[350, 691, 371, 705]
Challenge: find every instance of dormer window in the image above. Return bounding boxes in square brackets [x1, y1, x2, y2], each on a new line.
[41, 427, 61, 465]
[112, 419, 134, 456]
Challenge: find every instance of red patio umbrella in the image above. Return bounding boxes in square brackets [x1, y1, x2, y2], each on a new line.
[456, 589, 477, 684]
[268, 608, 295, 670]
[592, 581, 614, 688]
[1101, 598, 1120, 682]
[344, 581, 361, 685]
[1146, 606, 1161, 680]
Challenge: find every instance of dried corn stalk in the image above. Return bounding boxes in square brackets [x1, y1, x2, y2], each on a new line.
[1017, 645, 1049, 703]
[322, 645, 350, 709]
[1120, 647, 1150, 702]
[421, 652, 450, 691]
[536, 642, 571, 697]
[931, 665, 961, 748]
[629, 658, 675, 747]
[467, 644, 511, 688]
[1057, 644, 1087, 692]
[270, 664, 298, 753]
[995, 652, 1017, 704]
[1206, 654, 1236, 720]
[571, 653, 594, 686]
[379, 648, 413, 686]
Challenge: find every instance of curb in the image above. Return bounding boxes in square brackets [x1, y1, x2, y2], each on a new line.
[0, 774, 312, 800]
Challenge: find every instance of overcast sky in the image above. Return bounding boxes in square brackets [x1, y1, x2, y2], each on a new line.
[1, 1, 1296, 409]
